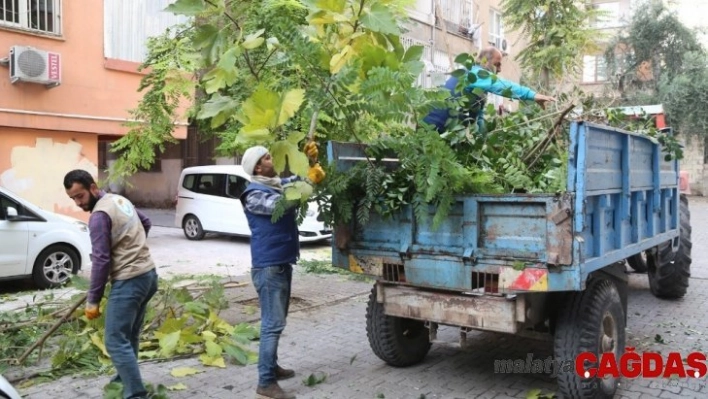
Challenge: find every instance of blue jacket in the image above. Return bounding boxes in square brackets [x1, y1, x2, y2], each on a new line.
[423, 65, 537, 133]
[240, 182, 299, 268]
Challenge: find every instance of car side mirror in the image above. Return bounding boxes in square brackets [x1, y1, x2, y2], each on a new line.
[6, 206, 19, 221]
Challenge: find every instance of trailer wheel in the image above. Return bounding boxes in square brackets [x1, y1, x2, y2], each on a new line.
[554, 277, 626, 399]
[626, 252, 648, 273]
[647, 194, 692, 299]
[366, 285, 431, 367]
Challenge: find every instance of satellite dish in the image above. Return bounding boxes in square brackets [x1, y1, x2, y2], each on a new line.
[501, 39, 508, 51]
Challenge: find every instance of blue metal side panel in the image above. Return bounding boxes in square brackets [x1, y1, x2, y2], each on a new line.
[575, 123, 680, 280]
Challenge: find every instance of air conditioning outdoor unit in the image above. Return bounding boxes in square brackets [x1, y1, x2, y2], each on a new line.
[9, 45, 61, 87]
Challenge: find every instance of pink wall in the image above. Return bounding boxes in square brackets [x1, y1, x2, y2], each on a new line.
[0, 0, 190, 219]
[0, 1, 187, 138]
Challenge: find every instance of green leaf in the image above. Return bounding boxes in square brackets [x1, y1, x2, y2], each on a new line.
[451, 69, 466, 78]
[286, 131, 307, 145]
[402, 45, 424, 63]
[302, 372, 327, 386]
[233, 323, 259, 343]
[193, 25, 227, 65]
[237, 86, 281, 133]
[242, 29, 266, 49]
[454, 53, 472, 64]
[284, 186, 302, 201]
[293, 181, 314, 200]
[315, 0, 345, 12]
[476, 69, 491, 79]
[360, 4, 399, 35]
[198, 94, 238, 120]
[158, 331, 181, 357]
[271, 140, 310, 176]
[164, 0, 205, 15]
[202, 45, 240, 94]
[199, 353, 227, 368]
[278, 89, 306, 125]
[330, 45, 353, 74]
[167, 383, 188, 391]
[526, 389, 542, 399]
[170, 367, 204, 378]
[205, 340, 223, 357]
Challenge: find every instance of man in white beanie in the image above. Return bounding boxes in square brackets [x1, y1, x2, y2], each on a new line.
[239, 143, 323, 399]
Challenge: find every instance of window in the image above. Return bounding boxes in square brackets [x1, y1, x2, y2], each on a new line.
[226, 175, 248, 199]
[593, 2, 622, 29]
[104, 0, 188, 62]
[182, 174, 196, 191]
[186, 174, 227, 197]
[488, 9, 504, 49]
[436, 0, 477, 43]
[430, 49, 452, 86]
[0, 194, 38, 220]
[0, 195, 19, 220]
[0, 0, 61, 35]
[582, 55, 608, 84]
[401, 36, 432, 87]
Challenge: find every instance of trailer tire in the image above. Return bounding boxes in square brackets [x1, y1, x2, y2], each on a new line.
[626, 252, 648, 273]
[648, 194, 692, 299]
[366, 285, 431, 367]
[554, 277, 626, 399]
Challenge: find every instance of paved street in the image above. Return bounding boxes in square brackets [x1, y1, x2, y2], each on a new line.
[14, 197, 708, 398]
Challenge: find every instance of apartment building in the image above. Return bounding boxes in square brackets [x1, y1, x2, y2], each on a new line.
[403, 0, 526, 110]
[0, 0, 189, 219]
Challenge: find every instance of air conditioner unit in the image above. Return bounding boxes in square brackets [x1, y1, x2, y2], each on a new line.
[9, 45, 61, 87]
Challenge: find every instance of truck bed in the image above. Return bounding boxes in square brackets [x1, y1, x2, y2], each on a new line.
[328, 122, 680, 293]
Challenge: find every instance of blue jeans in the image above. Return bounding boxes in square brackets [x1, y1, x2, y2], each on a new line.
[105, 269, 158, 399]
[251, 264, 292, 387]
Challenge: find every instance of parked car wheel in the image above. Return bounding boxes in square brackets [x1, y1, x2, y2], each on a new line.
[554, 276, 626, 399]
[183, 215, 206, 241]
[32, 244, 79, 289]
[647, 194, 692, 299]
[366, 284, 431, 367]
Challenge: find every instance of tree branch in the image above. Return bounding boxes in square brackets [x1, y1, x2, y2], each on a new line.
[16, 294, 87, 365]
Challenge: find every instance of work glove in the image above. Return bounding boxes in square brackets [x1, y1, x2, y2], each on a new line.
[85, 303, 101, 320]
[304, 141, 319, 160]
[308, 163, 326, 184]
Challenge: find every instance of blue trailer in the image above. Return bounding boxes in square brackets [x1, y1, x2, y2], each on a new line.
[327, 121, 692, 398]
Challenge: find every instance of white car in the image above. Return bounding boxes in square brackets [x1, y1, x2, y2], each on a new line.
[0, 186, 92, 288]
[175, 165, 332, 243]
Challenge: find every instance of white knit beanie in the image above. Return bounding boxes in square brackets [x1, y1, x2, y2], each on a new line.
[241, 146, 269, 176]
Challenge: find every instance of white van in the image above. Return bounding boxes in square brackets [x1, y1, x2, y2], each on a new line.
[175, 165, 332, 243]
[0, 186, 92, 288]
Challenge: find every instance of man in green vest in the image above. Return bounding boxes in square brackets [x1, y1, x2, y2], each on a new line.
[64, 169, 158, 399]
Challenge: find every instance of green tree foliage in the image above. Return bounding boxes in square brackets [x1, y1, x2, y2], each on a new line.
[501, 0, 602, 89]
[605, 0, 708, 134]
[108, 0, 443, 202]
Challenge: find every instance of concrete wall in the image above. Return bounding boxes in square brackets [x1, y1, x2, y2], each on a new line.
[680, 135, 705, 195]
[120, 159, 183, 208]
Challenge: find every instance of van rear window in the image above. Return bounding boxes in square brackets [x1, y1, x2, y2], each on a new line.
[182, 174, 196, 190]
[182, 173, 227, 197]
